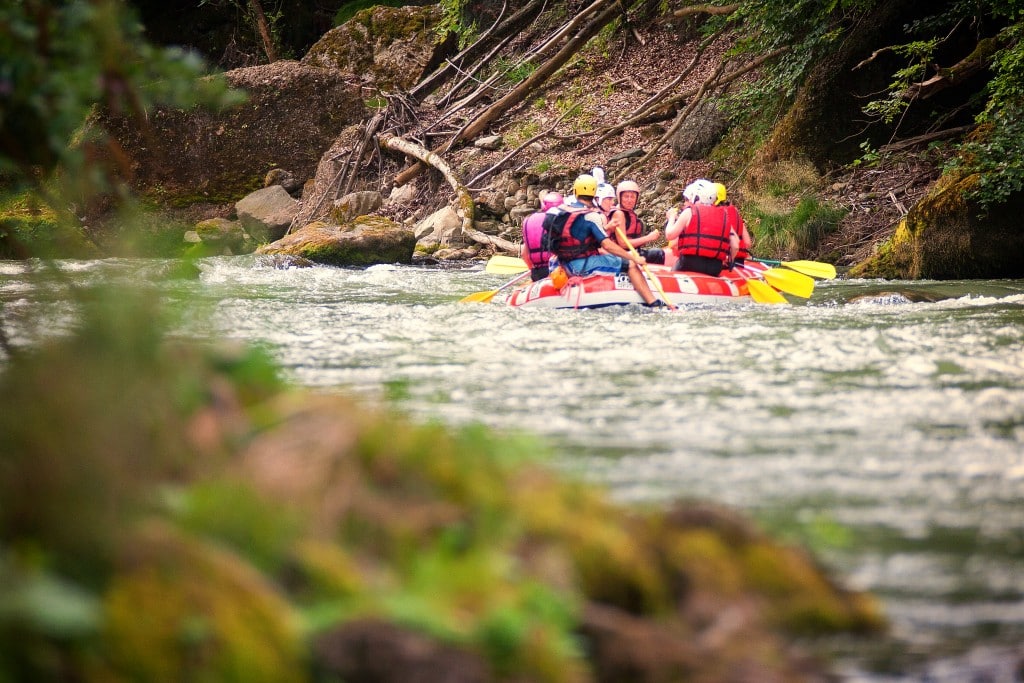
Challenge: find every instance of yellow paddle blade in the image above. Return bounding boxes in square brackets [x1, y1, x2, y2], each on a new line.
[485, 255, 529, 274]
[459, 289, 499, 303]
[782, 260, 836, 279]
[459, 271, 531, 303]
[762, 267, 815, 298]
[747, 278, 788, 304]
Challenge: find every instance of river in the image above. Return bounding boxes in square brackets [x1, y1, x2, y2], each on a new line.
[3, 255, 1023, 681]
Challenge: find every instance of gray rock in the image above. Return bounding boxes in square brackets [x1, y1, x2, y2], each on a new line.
[195, 217, 251, 252]
[256, 216, 416, 267]
[264, 168, 302, 194]
[331, 191, 383, 223]
[236, 186, 299, 242]
[608, 148, 645, 162]
[475, 135, 503, 150]
[414, 206, 467, 247]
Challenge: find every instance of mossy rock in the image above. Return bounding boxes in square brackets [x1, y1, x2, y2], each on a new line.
[851, 173, 1024, 279]
[97, 524, 303, 683]
[302, 5, 454, 92]
[255, 216, 416, 267]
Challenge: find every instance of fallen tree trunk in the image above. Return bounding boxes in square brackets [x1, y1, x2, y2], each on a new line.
[378, 134, 517, 252]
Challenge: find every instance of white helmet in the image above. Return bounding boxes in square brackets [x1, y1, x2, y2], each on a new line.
[616, 180, 640, 201]
[595, 183, 616, 202]
[683, 178, 715, 205]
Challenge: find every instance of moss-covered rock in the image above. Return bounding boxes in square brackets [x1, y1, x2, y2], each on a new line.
[851, 174, 1024, 279]
[97, 523, 303, 683]
[302, 5, 454, 93]
[255, 216, 416, 266]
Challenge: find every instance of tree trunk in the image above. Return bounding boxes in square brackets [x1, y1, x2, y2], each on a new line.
[249, 0, 278, 63]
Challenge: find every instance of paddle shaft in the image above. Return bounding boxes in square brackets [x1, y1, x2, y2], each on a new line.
[486, 270, 530, 299]
[750, 257, 836, 280]
[614, 226, 676, 311]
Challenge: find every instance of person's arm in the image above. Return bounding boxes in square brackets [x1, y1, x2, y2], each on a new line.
[605, 210, 626, 247]
[665, 208, 689, 243]
[519, 242, 532, 267]
[632, 226, 661, 248]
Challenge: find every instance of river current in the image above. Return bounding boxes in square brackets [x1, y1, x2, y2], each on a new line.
[3, 256, 1023, 681]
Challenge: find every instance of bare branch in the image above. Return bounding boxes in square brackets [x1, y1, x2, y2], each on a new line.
[466, 104, 580, 187]
[394, 0, 624, 187]
[878, 124, 973, 154]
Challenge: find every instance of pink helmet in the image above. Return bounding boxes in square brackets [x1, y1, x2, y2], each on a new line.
[540, 191, 563, 211]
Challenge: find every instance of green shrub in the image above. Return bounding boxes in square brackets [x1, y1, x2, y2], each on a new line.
[745, 196, 846, 257]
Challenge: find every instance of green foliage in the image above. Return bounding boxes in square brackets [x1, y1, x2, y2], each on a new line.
[855, 5, 1024, 208]
[0, 189, 97, 259]
[851, 140, 881, 167]
[0, 0, 242, 186]
[436, 0, 477, 48]
[507, 120, 541, 147]
[948, 21, 1024, 208]
[0, 0, 244, 260]
[724, 0, 879, 113]
[746, 196, 846, 256]
[173, 481, 304, 573]
[333, 0, 408, 27]
[495, 56, 537, 86]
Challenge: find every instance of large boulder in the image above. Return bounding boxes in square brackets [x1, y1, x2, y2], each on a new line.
[302, 5, 454, 92]
[236, 186, 299, 243]
[100, 61, 367, 202]
[851, 175, 1024, 279]
[255, 216, 416, 267]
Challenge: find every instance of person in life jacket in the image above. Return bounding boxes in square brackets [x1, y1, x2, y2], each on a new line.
[520, 190, 564, 281]
[713, 182, 753, 266]
[665, 178, 738, 276]
[595, 183, 617, 218]
[604, 179, 666, 265]
[549, 173, 664, 307]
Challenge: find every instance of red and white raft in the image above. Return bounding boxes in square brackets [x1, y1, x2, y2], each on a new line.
[504, 261, 773, 309]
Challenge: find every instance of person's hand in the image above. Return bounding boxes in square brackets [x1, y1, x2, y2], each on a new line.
[633, 254, 646, 265]
[650, 229, 661, 240]
[666, 207, 679, 220]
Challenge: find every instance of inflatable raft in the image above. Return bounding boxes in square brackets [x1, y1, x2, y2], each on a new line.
[504, 262, 772, 309]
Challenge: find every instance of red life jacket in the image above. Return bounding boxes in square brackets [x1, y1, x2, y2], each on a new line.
[726, 204, 750, 261]
[522, 211, 551, 266]
[677, 204, 731, 262]
[551, 207, 602, 262]
[614, 207, 644, 241]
